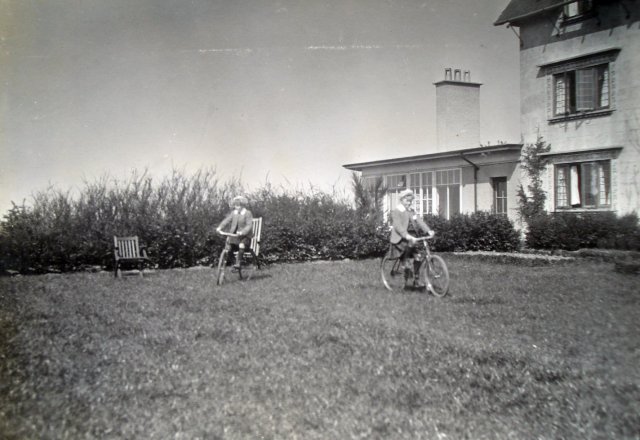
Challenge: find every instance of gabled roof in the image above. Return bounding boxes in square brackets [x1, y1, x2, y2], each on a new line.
[494, 0, 573, 26]
[342, 144, 523, 171]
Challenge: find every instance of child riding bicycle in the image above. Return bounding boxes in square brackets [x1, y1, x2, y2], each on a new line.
[390, 189, 435, 291]
[216, 195, 254, 269]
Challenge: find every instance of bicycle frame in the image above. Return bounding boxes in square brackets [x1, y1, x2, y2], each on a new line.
[415, 236, 449, 297]
[215, 230, 259, 285]
[413, 236, 432, 258]
[381, 235, 449, 296]
[410, 237, 433, 285]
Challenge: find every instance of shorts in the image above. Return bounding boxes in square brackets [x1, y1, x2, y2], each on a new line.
[389, 239, 416, 260]
[226, 235, 251, 249]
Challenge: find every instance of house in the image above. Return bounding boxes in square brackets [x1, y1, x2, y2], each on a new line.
[343, 68, 523, 222]
[495, 0, 640, 216]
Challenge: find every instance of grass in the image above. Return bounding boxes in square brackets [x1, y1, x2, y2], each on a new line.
[1, 256, 639, 439]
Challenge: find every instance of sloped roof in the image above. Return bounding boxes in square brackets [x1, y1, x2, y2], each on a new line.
[494, 0, 572, 25]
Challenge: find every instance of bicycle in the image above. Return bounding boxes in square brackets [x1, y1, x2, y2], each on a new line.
[380, 236, 450, 297]
[216, 231, 260, 285]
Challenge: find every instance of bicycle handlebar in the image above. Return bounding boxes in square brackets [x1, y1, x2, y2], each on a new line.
[413, 235, 435, 242]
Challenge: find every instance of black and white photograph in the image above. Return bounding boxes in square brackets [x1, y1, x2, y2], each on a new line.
[1, 0, 639, 438]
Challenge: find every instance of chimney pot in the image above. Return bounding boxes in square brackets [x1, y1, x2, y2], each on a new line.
[454, 69, 461, 81]
[445, 68, 452, 81]
[464, 70, 470, 82]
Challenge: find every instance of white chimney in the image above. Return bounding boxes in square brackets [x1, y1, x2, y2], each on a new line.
[434, 68, 482, 152]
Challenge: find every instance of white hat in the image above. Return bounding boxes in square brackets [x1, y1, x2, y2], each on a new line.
[232, 195, 248, 206]
[399, 189, 414, 200]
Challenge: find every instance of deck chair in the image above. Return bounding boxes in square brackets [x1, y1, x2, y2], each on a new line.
[113, 236, 149, 278]
[234, 217, 264, 267]
[249, 217, 263, 258]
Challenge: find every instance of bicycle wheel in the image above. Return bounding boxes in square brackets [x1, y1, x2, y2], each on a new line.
[426, 255, 449, 297]
[216, 249, 228, 286]
[381, 255, 407, 292]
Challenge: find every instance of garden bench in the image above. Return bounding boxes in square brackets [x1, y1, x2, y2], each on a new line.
[113, 236, 149, 278]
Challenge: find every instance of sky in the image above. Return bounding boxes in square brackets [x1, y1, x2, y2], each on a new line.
[0, 0, 520, 214]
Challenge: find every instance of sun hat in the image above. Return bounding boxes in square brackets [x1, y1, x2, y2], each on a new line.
[399, 189, 414, 200]
[232, 195, 248, 206]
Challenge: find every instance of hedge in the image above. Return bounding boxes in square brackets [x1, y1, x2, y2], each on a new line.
[0, 170, 524, 274]
[526, 212, 640, 251]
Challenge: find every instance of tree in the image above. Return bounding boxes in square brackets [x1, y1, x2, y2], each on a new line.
[351, 172, 386, 223]
[517, 135, 551, 223]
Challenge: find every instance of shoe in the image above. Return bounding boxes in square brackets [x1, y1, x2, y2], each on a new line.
[231, 265, 240, 272]
[416, 285, 427, 293]
[427, 283, 434, 294]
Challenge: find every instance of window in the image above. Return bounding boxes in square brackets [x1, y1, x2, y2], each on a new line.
[555, 161, 611, 209]
[384, 169, 460, 219]
[492, 177, 507, 215]
[563, 0, 593, 19]
[543, 48, 619, 122]
[435, 169, 461, 219]
[554, 64, 609, 116]
[386, 174, 405, 190]
[409, 172, 433, 216]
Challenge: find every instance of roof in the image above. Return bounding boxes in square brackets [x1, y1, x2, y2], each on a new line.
[342, 144, 523, 171]
[494, 0, 573, 26]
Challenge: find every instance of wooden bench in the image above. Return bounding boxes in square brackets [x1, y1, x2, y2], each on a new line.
[113, 236, 149, 278]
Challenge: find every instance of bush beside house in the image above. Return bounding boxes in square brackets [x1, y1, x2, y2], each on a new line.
[526, 212, 640, 251]
[0, 170, 528, 274]
[2, 168, 637, 275]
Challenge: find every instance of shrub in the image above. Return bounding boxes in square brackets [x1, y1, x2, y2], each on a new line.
[251, 185, 386, 263]
[0, 170, 521, 274]
[526, 212, 640, 251]
[425, 212, 520, 252]
[0, 169, 233, 274]
[517, 136, 551, 223]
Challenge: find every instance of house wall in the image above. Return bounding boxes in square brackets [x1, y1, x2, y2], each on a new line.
[518, 3, 640, 215]
[358, 152, 522, 225]
[472, 161, 521, 221]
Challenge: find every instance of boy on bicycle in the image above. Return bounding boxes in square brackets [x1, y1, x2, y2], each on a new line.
[216, 195, 254, 269]
[390, 189, 435, 291]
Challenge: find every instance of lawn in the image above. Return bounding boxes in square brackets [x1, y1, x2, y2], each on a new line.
[1, 256, 639, 439]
